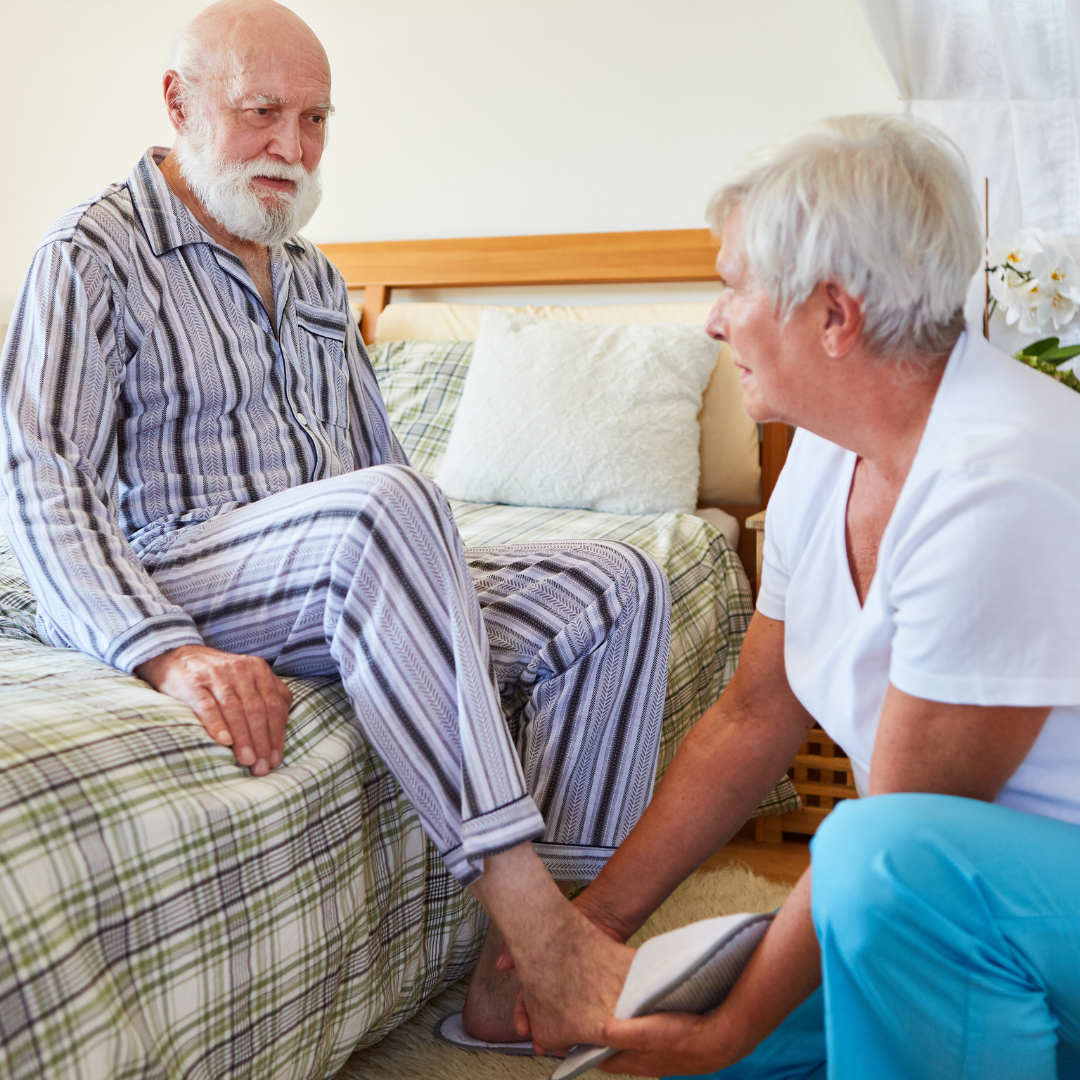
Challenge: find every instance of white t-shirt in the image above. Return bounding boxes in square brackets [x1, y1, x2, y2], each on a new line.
[757, 330, 1080, 824]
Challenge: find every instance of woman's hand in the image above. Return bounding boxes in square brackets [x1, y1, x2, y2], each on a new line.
[599, 1011, 737, 1076]
[606, 869, 820, 1074]
[497, 898, 627, 1047]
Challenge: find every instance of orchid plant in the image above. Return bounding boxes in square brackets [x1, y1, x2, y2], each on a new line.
[985, 227, 1080, 393]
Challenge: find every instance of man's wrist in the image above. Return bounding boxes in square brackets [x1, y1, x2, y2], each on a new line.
[135, 643, 199, 686]
[114, 615, 204, 675]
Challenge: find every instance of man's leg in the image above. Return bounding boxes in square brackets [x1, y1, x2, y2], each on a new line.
[462, 541, 671, 1037]
[143, 467, 649, 1049]
[470, 541, 671, 878]
[145, 466, 543, 882]
[811, 794, 1080, 1080]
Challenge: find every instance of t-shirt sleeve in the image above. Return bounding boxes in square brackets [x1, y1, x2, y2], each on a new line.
[888, 469, 1080, 705]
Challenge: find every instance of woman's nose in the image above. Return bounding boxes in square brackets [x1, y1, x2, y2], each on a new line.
[705, 294, 728, 342]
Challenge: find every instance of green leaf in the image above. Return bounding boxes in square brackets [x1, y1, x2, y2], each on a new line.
[1014, 352, 1080, 394]
[1023, 337, 1061, 356]
[1038, 345, 1080, 366]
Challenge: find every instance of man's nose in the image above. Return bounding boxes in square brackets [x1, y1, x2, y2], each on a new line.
[269, 118, 303, 164]
[705, 294, 729, 342]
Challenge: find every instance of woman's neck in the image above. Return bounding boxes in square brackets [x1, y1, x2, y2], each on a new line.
[805, 348, 949, 485]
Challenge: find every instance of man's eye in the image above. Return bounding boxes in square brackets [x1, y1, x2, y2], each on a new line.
[309, 115, 326, 124]
[253, 108, 270, 116]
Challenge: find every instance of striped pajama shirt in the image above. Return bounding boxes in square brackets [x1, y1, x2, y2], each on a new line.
[0, 148, 671, 884]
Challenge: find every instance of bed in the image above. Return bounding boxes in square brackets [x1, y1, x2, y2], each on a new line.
[0, 228, 798, 1079]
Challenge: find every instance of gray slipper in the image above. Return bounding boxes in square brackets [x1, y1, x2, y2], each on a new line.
[550, 911, 774, 1080]
[434, 1011, 553, 1057]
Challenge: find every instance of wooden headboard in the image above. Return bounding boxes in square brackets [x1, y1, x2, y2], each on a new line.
[317, 228, 791, 582]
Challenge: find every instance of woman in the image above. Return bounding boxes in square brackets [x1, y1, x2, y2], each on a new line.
[545, 115, 1080, 1078]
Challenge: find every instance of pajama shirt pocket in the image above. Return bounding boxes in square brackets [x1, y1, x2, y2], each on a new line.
[295, 301, 350, 429]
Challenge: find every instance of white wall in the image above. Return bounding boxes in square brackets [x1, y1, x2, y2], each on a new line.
[0, 0, 898, 323]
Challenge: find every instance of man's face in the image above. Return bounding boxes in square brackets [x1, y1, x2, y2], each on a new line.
[175, 34, 332, 245]
[705, 210, 811, 426]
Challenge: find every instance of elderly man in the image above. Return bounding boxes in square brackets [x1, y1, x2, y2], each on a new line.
[519, 116, 1080, 1077]
[0, 0, 667, 1050]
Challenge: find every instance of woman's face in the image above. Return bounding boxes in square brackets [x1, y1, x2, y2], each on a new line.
[705, 210, 811, 427]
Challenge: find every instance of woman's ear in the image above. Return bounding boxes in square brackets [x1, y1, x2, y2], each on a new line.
[819, 281, 865, 358]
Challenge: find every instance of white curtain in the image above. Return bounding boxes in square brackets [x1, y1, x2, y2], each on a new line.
[862, 0, 1080, 345]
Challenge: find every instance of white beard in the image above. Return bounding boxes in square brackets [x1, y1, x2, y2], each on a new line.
[174, 113, 322, 246]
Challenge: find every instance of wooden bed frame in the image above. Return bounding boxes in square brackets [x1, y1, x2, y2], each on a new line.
[318, 228, 791, 583]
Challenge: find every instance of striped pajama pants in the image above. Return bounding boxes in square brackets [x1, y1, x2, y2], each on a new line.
[140, 466, 671, 885]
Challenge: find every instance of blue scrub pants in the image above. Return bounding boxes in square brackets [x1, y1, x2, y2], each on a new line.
[671, 794, 1080, 1080]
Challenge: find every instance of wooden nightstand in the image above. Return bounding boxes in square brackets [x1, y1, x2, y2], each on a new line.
[744, 510, 859, 841]
[746, 508, 767, 593]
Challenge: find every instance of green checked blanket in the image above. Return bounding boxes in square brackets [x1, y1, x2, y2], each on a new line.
[0, 338, 798, 1079]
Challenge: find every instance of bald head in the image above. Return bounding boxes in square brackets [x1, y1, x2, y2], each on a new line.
[168, 0, 329, 106]
[162, 0, 332, 247]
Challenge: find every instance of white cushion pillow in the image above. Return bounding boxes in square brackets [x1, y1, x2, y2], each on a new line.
[369, 301, 761, 505]
[434, 310, 719, 515]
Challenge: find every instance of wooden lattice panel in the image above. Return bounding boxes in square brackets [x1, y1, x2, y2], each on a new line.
[755, 724, 858, 842]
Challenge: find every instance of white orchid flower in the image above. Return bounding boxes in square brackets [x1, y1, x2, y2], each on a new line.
[989, 267, 1025, 310]
[1030, 244, 1080, 303]
[996, 276, 1039, 328]
[986, 229, 1041, 273]
[1036, 289, 1078, 331]
[1017, 291, 1045, 333]
[986, 229, 1044, 327]
[987, 227, 1080, 335]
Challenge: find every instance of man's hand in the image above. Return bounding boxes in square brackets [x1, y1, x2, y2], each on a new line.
[135, 644, 292, 775]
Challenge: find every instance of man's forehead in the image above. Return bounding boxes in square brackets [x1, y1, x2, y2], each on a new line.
[223, 52, 333, 110]
[214, 33, 331, 103]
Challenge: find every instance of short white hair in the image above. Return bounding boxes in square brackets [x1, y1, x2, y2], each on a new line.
[707, 114, 982, 359]
[166, 21, 241, 114]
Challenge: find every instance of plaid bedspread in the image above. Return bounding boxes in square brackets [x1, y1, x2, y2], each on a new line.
[0, 337, 798, 1078]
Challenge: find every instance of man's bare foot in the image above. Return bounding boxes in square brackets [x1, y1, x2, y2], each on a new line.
[462, 922, 522, 1042]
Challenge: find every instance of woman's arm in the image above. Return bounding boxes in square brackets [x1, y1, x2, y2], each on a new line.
[575, 612, 815, 943]
[869, 685, 1051, 799]
[597, 688, 1053, 1076]
[599, 867, 820, 1076]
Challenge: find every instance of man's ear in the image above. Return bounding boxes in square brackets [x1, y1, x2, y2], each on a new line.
[163, 71, 187, 133]
[819, 281, 865, 358]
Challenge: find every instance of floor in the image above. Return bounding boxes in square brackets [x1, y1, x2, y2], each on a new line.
[699, 822, 812, 886]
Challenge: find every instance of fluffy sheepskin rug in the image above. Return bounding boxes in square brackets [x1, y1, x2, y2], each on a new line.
[334, 865, 792, 1080]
